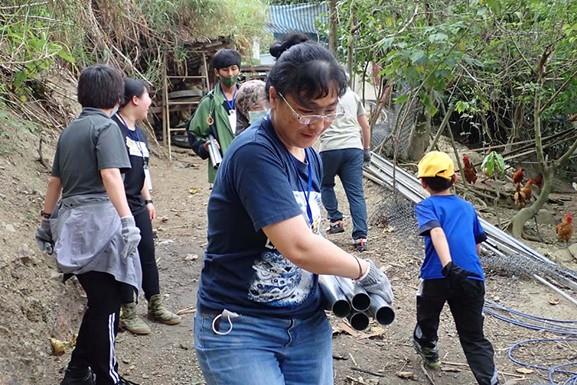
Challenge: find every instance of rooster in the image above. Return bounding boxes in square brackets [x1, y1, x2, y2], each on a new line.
[512, 167, 525, 185]
[462, 155, 477, 184]
[556, 212, 574, 246]
[513, 179, 534, 208]
[533, 174, 543, 189]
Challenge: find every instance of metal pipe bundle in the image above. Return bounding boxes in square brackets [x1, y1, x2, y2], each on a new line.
[319, 275, 395, 330]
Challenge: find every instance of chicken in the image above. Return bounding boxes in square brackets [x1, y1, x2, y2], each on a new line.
[533, 174, 543, 189]
[556, 212, 574, 245]
[512, 167, 525, 185]
[462, 155, 477, 184]
[513, 179, 534, 208]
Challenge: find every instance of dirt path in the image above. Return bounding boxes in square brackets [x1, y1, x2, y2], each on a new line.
[41, 149, 577, 385]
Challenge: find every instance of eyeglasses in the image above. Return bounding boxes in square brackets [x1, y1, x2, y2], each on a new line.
[278, 92, 345, 125]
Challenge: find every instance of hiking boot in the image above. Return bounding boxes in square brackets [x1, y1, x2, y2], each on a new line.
[353, 238, 368, 252]
[120, 302, 151, 335]
[326, 220, 345, 234]
[117, 376, 139, 385]
[60, 367, 95, 385]
[147, 294, 181, 325]
[413, 339, 441, 369]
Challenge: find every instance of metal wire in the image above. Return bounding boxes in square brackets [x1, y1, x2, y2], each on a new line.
[507, 338, 577, 385]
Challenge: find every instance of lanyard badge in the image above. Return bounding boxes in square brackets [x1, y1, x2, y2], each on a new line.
[294, 151, 314, 227]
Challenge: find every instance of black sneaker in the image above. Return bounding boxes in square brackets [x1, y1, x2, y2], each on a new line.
[413, 339, 441, 369]
[326, 220, 345, 234]
[60, 367, 95, 385]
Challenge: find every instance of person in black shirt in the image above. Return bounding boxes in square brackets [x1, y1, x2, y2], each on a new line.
[112, 78, 181, 335]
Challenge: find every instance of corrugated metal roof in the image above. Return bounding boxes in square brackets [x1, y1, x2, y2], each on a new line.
[267, 3, 328, 35]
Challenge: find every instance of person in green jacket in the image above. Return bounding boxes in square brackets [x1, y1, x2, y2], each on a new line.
[187, 48, 241, 183]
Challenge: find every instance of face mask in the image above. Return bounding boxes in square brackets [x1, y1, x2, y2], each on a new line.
[248, 110, 267, 123]
[221, 75, 239, 88]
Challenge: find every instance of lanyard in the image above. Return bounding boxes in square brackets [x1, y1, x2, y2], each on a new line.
[294, 150, 314, 226]
[223, 87, 237, 111]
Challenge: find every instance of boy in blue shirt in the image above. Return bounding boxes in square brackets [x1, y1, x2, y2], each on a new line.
[413, 151, 498, 385]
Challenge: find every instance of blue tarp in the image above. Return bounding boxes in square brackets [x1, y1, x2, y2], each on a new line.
[267, 3, 328, 36]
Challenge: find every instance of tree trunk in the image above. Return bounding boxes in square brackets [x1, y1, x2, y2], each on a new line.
[511, 166, 553, 238]
[328, 0, 337, 55]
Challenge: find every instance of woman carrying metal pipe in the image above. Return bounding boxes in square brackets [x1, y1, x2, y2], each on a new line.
[193, 33, 393, 385]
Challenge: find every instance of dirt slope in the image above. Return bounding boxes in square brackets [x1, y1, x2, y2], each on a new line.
[2, 112, 577, 385]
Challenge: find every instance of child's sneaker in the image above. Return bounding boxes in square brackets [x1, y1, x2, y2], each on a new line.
[353, 238, 367, 252]
[326, 220, 345, 234]
[413, 340, 441, 369]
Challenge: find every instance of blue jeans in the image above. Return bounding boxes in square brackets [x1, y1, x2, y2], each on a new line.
[320, 148, 368, 239]
[194, 309, 333, 385]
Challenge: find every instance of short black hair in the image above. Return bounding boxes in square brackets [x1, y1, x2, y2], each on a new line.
[77, 64, 124, 109]
[120, 78, 149, 108]
[266, 35, 347, 103]
[421, 176, 454, 192]
[212, 49, 241, 70]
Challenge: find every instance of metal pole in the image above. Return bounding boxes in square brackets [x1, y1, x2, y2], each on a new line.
[369, 293, 395, 325]
[335, 276, 371, 312]
[319, 275, 351, 318]
[348, 311, 370, 331]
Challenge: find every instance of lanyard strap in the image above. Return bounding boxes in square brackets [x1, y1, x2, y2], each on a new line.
[224, 88, 237, 111]
[294, 150, 314, 226]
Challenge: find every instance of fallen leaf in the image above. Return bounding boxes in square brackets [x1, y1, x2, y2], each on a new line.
[49, 338, 66, 356]
[396, 371, 416, 380]
[549, 297, 560, 305]
[515, 368, 534, 374]
[333, 321, 361, 338]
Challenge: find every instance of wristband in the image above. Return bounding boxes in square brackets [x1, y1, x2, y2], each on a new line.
[144, 199, 153, 204]
[40, 210, 51, 219]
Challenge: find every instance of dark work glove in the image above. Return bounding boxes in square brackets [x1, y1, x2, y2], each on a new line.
[120, 216, 141, 259]
[363, 149, 372, 164]
[442, 261, 481, 287]
[35, 218, 53, 255]
[357, 259, 394, 304]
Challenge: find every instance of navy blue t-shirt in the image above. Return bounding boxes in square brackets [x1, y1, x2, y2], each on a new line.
[197, 117, 324, 318]
[111, 114, 150, 213]
[416, 195, 487, 281]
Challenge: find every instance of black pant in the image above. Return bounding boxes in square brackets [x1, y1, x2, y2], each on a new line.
[69, 272, 123, 385]
[122, 206, 160, 302]
[414, 278, 498, 385]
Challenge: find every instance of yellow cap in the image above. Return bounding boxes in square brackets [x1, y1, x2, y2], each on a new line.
[417, 151, 455, 180]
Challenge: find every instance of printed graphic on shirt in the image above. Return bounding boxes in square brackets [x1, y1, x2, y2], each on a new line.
[247, 190, 322, 306]
[126, 137, 149, 158]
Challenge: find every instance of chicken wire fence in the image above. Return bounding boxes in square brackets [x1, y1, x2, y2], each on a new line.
[368, 185, 573, 282]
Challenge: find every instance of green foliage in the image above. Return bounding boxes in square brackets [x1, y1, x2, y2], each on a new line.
[0, 1, 75, 97]
[335, 0, 577, 145]
[481, 151, 506, 178]
[0, 0, 268, 99]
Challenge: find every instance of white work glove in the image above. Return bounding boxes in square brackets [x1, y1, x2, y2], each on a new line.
[120, 216, 141, 259]
[357, 259, 394, 305]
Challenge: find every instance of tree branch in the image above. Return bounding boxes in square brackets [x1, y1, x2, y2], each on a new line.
[554, 122, 577, 167]
[539, 65, 577, 114]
